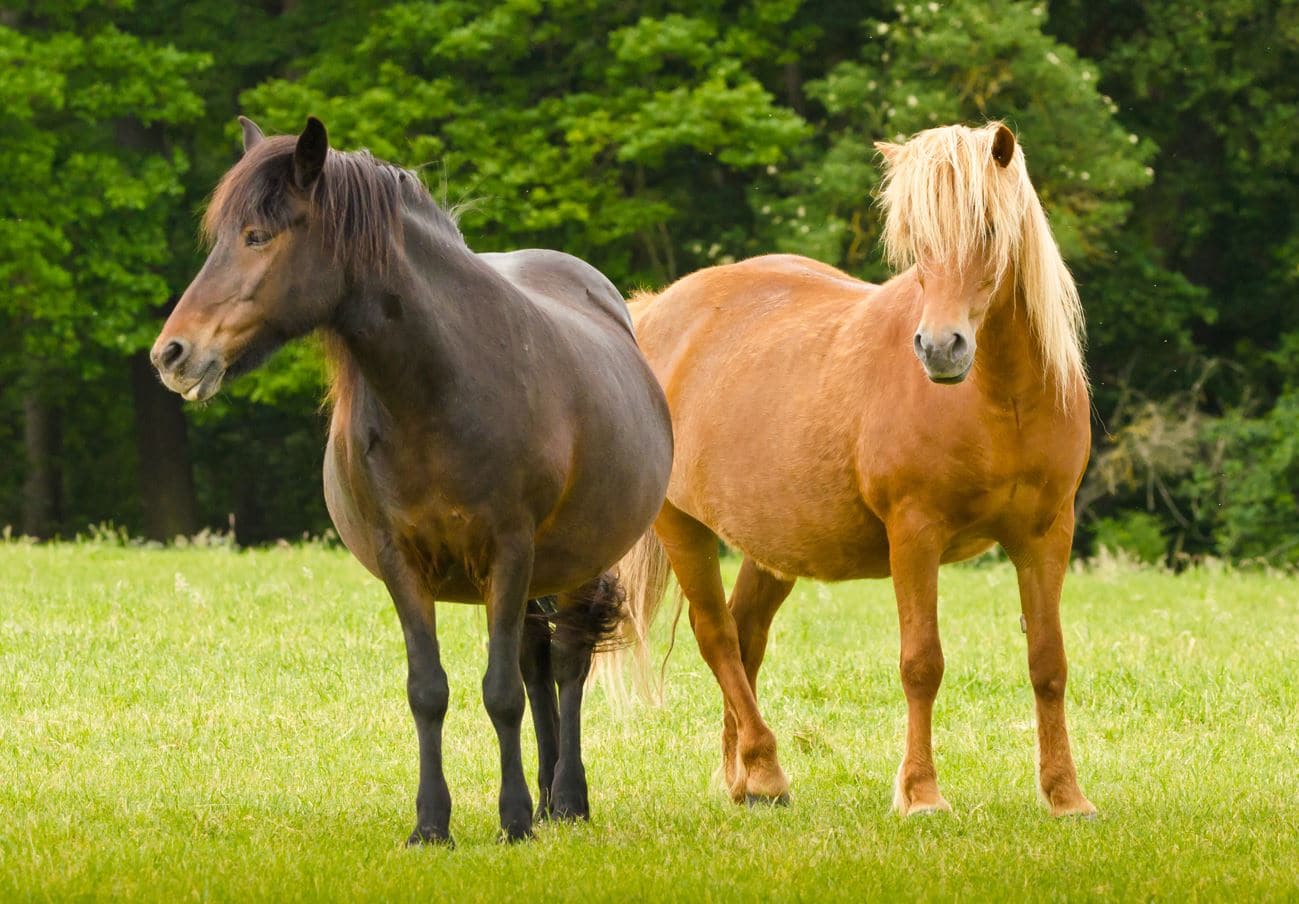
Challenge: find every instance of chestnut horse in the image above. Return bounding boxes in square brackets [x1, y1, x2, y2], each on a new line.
[614, 122, 1095, 817]
[151, 117, 673, 843]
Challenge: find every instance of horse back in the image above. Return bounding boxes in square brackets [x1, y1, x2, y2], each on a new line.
[477, 249, 634, 337]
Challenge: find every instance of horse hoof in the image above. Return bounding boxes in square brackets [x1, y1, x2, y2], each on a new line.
[406, 828, 454, 848]
[498, 823, 535, 844]
[1047, 791, 1097, 819]
[745, 792, 791, 808]
[907, 804, 949, 817]
[550, 792, 590, 822]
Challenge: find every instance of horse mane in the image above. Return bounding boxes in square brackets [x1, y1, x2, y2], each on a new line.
[877, 121, 1086, 406]
[201, 134, 465, 274]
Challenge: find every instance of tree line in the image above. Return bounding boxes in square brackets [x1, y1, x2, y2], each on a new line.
[3, 0, 1296, 563]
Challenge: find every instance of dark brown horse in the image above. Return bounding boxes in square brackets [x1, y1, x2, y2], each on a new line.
[151, 117, 673, 843]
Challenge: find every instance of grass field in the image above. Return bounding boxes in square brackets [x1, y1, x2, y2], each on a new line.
[1, 541, 1296, 901]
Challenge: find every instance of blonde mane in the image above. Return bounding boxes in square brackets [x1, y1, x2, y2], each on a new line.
[877, 122, 1086, 406]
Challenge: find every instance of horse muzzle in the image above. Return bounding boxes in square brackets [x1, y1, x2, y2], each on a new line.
[151, 337, 226, 402]
[913, 328, 975, 384]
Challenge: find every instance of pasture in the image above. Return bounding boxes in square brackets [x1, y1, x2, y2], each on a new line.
[1, 541, 1296, 901]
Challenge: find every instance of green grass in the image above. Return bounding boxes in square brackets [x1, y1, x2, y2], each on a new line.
[1, 542, 1297, 902]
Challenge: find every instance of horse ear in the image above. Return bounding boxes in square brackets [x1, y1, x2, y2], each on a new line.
[991, 124, 1016, 168]
[874, 141, 901, 164]
[293, 116, 329, 190]
[238, 116, 265, 153]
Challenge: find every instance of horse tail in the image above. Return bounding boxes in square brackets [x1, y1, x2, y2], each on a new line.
[547, 572, 626, 654]
[594, 528, 680, 705]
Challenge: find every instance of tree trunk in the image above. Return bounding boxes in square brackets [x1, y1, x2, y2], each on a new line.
[783, 61, 806, 116]
[21, 389, 62, 539]
[130, 351, 198, 541]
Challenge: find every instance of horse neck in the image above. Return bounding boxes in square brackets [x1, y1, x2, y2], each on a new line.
[327, 203, 525, 423]
[973, 268, 1061, 409]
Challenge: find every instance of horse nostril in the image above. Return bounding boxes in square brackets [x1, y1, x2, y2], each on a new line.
[950, 332, 968, 357]
[157, 338, 189, 370]
[913, 332, 925, 357]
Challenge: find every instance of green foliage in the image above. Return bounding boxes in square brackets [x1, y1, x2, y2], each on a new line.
[1048, 0, 1299, 404]
[1091, 511, 1168, 563]
[1187, 391, 1299, 565]
[241, 1, 810, 288]
[0, 19, 206, 368]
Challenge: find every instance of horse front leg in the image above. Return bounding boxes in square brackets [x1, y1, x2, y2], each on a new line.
[1008, 516, 1096, 817]
[482, 538, 535, 842]
[887, 520, 950, 815]
[378, 545, 453, 846]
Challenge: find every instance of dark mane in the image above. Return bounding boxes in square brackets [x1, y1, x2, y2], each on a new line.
[202, 134, 464, 271]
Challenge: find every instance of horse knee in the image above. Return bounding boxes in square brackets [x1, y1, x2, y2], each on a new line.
[899, 648, 944, 700]
[1030, 662, 1067, 703]
[482, 670, 526, 726]
[408, 667, 449, 723]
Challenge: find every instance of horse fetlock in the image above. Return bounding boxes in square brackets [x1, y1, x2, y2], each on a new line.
[550, 761, 589, 821]
[730, 741, 789, 803]
[498, 799, 535, 842]
[893, 760, 950, 816]
[1040, 774, 1096, 817]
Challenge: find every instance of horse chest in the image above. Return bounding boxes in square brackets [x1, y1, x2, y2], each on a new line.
[959, 409, 1087, 534]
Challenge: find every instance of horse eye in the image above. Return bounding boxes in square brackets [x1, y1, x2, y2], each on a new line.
[245, 229, 272, 247]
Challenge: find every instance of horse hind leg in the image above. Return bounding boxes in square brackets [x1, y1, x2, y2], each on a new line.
[520, 598, 560, 820]
[656, 501, 789, 804]
[723, 558, 795, 795]
[548, 571, 626, 820]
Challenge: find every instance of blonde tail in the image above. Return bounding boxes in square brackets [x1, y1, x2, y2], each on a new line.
[594, 528, 680, 705]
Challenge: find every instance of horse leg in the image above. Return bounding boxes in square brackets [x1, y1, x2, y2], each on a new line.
[482, 539, 535, 842]
[549, 572, 623, 820]
[655, 502, 789, 803]
[722, 558, 795, 789]
[1009, 520, 1097, 817]
[888, 526, 950, 815]
[520, 598, 560, 821]
[378, 545, 453, 846]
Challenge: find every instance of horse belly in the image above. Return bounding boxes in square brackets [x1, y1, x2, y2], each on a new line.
[674, 457, 892, 582]
[532, 415, 673, 592]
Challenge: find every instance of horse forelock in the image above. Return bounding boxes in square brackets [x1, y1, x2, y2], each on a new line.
[878, 122, 1086, 407]
[200, 134, 464, 274]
